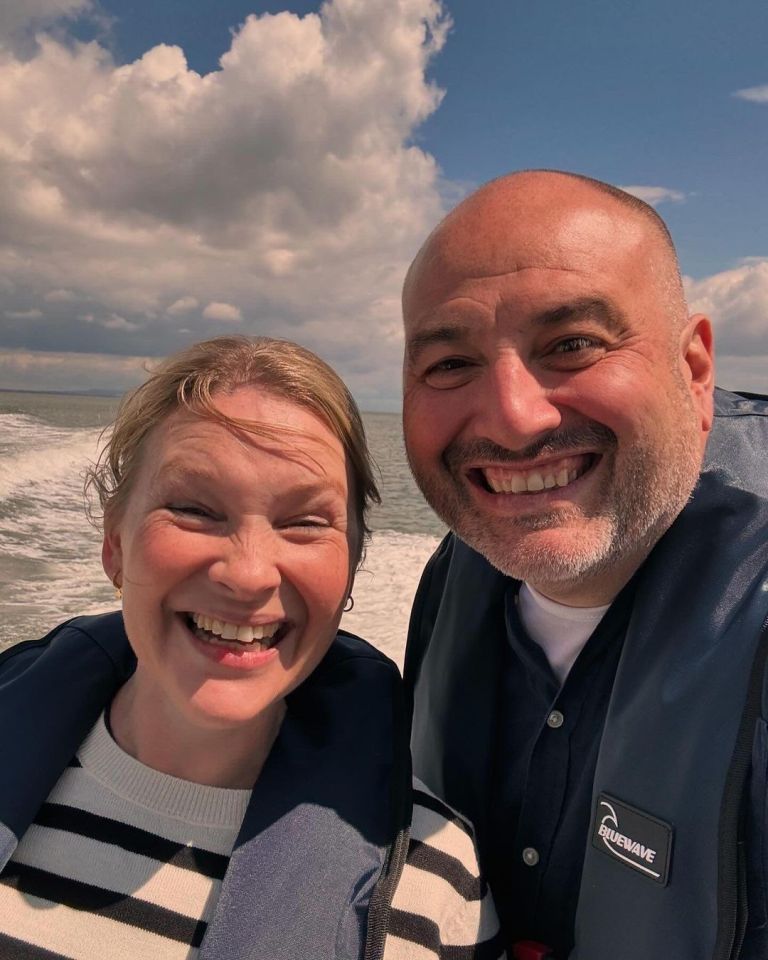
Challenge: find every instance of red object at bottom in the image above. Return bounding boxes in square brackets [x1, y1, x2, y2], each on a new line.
[512, 941, 555, 960]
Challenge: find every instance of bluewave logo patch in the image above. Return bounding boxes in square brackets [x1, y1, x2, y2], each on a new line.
[591, 793, 672, 885]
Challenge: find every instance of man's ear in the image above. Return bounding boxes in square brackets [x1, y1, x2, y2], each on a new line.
[102, 525, 123, 585]
[681, 313, 715, 434]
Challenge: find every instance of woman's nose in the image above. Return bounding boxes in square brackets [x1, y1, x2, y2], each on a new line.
[207, 531, 282, 599]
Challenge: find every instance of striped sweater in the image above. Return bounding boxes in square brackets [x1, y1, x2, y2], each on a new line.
[384, 782, 504, 959]
[0, 715, 502, 959]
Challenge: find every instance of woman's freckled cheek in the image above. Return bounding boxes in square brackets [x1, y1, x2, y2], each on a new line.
[298, 546, 350, 613]
[124, 522, 205, 587]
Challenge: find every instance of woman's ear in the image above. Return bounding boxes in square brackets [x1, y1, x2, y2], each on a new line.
[681, 313, 715, 434]
[102, 525, 123, 585]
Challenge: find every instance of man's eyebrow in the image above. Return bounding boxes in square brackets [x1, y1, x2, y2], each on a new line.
[405, 298, 625, 363]
[531, 298, 625, 333]
[405, 323, 472, 362]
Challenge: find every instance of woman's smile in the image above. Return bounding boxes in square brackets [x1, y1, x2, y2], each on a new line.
[184, 610, 288, 668]
[188, 611, 283, 646]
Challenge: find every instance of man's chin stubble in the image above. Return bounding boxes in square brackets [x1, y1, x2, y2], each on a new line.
[451, 510, 624, 585]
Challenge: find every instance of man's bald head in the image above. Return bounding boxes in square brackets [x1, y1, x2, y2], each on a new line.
[403, 169, 688, 334]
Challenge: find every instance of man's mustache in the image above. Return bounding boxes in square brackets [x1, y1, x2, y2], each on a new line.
[443, 424, 617, 471]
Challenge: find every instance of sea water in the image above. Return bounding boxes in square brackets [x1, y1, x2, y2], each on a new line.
[0, 390, 445, 667]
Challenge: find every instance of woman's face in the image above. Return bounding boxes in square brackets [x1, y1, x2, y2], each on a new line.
[102, 385, 356, 734]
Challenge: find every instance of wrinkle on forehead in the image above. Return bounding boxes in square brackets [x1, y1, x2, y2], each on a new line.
[141, 406, 346, 488]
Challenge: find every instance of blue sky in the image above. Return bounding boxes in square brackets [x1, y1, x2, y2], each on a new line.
[1, 0, 766, 405]
[426, 0, 768, 277]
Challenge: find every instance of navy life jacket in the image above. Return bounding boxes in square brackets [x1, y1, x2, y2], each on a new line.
[405, 388, 768, 960]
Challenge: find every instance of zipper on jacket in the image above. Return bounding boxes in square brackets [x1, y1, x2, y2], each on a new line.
[364, 672, 413, 960]
[362, 823, 411, 960]
[715, 614, 768, 960]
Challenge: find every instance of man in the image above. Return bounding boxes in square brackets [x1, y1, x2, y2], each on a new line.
[402, 170, 768, 960]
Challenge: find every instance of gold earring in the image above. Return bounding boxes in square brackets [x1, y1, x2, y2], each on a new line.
[112, 576, 123, 601]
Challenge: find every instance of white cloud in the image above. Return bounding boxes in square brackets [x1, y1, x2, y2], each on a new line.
[733, 85, 768, 103]
[0, 0, 450, 402]
[0, 0, 91, 48]
[79, 311, 140, 331]
[166, 296, 198, 315]
[102, 313, 138, 331]
[202, 301, 242, 323]
[685, 259, 768, 394]
[44, 288, 77, 302]
[620, 185, 686, 206]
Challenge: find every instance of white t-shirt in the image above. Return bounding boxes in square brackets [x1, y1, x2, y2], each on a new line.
[517, 582, 610, 685]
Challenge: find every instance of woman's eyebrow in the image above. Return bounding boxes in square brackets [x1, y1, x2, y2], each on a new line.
[151, 462, 347, 499]
[279, 479, 348, 500]
[151, 461, 218, 486]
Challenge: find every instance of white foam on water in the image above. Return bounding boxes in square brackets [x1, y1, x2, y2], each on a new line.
[0, 435, 104, 569]
[0, 417, 102, 503]
[0, 414, 110, 647]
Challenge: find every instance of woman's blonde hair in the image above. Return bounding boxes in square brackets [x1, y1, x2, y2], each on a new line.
[85, 336, 380, 562]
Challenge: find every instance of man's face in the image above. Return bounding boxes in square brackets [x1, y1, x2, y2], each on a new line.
[403, 181, 713, 605]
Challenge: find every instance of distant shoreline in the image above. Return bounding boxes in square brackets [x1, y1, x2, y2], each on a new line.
[0, 386, 398, 414]
[0, 387, 122, 399]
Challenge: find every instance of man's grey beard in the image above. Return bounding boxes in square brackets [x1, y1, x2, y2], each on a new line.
[408, 419, 703, 589]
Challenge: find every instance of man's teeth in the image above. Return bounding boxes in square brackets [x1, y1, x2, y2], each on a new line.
[483, 458, 586, 494]
[190, 613, 280, 645]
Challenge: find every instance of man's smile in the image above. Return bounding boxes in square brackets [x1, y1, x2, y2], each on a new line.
[474, 453, 597, 495]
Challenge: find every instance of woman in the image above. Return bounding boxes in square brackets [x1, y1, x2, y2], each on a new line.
[0, 336, 503, 960]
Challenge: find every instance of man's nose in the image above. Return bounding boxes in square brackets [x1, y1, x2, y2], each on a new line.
[208, 530, 282, 599]
[473, 355, 562, 449]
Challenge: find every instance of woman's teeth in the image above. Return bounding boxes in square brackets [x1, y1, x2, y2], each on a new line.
[190, 612, 280, 648]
